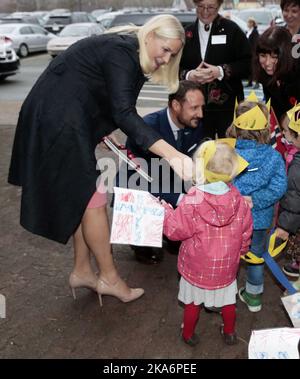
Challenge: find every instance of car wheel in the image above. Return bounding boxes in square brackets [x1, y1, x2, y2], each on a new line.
[18, 44, 29, 58]
[0, 76, 8, 81]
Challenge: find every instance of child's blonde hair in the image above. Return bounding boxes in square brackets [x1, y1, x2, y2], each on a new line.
[107, 14, 185, 93]
[193, 141, 239, 185]
[226, 101, 270, 144]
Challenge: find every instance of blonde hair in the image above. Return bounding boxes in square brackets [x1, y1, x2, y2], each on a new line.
[193, 141, 239, 185]
[107, 14, 185, 93]
[226, 101, 270, 144]
[247, 17, 257, 28]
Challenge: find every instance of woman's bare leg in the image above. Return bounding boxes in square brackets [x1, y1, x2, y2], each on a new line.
[77, 205, 144, 303]
[72, 224, 97, 282]
[81, 206, 119, 282]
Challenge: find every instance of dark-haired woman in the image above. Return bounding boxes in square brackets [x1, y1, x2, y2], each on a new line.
[253, 26, 300, 121]
[280, 0, 300, 36]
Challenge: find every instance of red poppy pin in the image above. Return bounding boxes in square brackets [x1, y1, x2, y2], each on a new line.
[186, 31, 193, 39]
[289, 96, 297, 106]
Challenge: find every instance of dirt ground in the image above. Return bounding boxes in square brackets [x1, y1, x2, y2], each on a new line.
[0, 103, 296, 360]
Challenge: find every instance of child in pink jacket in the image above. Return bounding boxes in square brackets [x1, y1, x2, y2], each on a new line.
[162, 139, 253, 346]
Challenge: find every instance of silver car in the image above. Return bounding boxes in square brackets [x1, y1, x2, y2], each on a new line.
[47, 22, 105, 57]
[0, 23, 56, 57]
[0, 37, 20, 80]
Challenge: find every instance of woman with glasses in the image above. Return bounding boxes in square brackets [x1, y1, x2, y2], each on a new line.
[180, 0, 252, 138]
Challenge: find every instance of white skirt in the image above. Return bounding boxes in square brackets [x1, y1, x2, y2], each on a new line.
[178, 277, 237, 308]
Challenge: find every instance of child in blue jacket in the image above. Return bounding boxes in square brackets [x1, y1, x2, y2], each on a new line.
[226, 97, 287, 312]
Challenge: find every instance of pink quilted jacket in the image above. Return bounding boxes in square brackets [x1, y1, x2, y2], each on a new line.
[163, 185, 253, 289]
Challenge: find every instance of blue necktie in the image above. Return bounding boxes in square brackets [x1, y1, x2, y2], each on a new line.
[176, 129, 185, 151]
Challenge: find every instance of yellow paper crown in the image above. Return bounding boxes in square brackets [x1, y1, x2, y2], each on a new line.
[287, 103, 300, 134]
[233, 91, 271, 131]
[196, 138, 249, 183]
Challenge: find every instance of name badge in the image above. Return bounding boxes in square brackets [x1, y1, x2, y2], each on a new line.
[211, 35, 227, 45]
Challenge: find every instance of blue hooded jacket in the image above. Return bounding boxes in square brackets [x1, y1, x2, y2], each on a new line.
[234, 140, 287, 229]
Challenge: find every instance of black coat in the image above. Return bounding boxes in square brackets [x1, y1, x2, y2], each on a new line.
[180, 15, 252, 112]
[262, 65, 300, 121]
[8, 34, 161, 244]
[248, 27, 259, 52]
[278, 152, 300, 234]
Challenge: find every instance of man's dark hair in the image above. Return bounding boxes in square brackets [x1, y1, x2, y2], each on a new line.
[168, 80, 204, 105]
[280, 0, 300, 10]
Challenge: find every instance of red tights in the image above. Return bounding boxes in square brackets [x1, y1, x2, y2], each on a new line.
[182, 303, 236, 340]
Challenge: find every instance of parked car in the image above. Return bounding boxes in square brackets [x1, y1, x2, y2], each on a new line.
[44, 12, 91, 34]
[0, 37, 20, 80]
[109, 11, 196, 28]
[47, 22, 105, 57]
[96, 11, 124, 29]
[236, 8, 275, 33]
[0, 23, 56, 57]
[0, 13, 42, 25]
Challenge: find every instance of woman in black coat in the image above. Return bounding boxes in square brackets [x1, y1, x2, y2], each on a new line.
[253, 26, 300, 122]
[245, 17, 259, 88]
[180, 0, 251, 138]
[8, 15, 188, 306]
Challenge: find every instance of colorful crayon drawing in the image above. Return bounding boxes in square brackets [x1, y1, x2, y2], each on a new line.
[110, 187, 165, 247]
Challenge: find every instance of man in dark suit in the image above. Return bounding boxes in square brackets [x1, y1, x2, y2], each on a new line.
[115, 80, 205, 264]
[180, 0, 251, 139]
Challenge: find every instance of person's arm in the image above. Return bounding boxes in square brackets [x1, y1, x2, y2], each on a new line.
[149, 139, 193, 181]
[102, 41, 161, 152]
[102, 40, 192, 180]
[162, 195, 197, 241]
[251, 153, 287, 209]
[277, 163, 300, 234]
[240, 200, 253, 254]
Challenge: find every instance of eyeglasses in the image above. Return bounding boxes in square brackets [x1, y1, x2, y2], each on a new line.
[196, 4, 218, 12]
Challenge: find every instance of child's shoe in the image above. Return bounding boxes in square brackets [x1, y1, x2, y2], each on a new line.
[282, 260, 300, 278]
[181, 333, 200, 347]
[220, 325, 238, 345]
[238, 287, 262, 312]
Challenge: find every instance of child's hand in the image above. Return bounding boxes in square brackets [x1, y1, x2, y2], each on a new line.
[243, 196, 253, 209]
[275, 227, 289, 240]
[160, 199, 173, 209]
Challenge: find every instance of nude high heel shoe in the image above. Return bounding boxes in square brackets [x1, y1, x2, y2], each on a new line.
[69, 272, 98, 300]
[96, 277, 144, 307]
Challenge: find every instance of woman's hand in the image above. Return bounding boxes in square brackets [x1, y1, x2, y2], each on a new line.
[169, 153, 193, 181]
[148, 139, 194, 181]
[189, 62, 221, 84]
[100, 132, 123, 150]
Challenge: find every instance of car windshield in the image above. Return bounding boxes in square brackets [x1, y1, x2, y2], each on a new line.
[60, 25, 90, 36]
[0, 25, 16, 33]
[47, 16, 71, 25]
